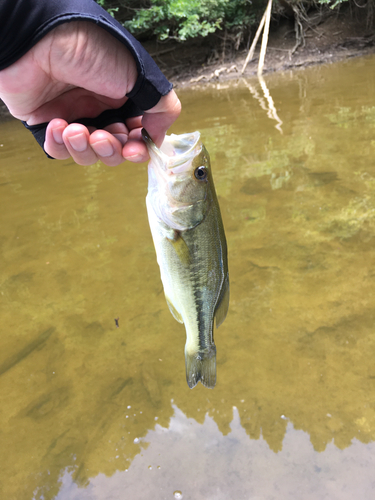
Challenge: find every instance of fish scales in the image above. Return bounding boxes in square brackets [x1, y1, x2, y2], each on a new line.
[143, 129, 229, 389]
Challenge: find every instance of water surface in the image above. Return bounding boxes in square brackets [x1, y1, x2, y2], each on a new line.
[1, 55, 375, 500]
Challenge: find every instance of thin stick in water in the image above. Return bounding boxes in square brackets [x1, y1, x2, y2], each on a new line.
[258, 0, 273, 76]
[241, 6, 268, 74]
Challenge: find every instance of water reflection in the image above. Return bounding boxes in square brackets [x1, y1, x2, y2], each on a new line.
[2, 54, 375, 499]
[54, 404, 375, 500]
[242, 75, 283, 133]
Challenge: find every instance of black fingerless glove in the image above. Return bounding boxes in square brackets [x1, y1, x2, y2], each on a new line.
[22, 100, 143, 158]
[0, 0, 173, 157]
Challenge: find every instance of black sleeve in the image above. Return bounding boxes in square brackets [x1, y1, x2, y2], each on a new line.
[0, 0, 173, 156]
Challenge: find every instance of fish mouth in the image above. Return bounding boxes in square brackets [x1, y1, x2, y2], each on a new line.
[142, 128, 201, 172]
[141, 128, 154, 147]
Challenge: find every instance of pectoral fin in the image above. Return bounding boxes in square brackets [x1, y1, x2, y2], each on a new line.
[165, 295, 184, 324]
[167, 232, 191, 266]
[214, 274, 230, 328]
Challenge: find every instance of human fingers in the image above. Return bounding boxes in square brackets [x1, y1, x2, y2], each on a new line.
[46, 122, 125, 166]
[89, 128, 128, 167]
[45, 121, 99, 163]
[44, 119, 73, 159]
[119, 90, 181, 163]
[121, 91, 181, 160]
[141, 90, 181, 147]
[45, 119, 138, 166]
[114, 116, 148, 163]
[62, 123, 100, 165]
[122, 126, 149, 163]
[103, 122, 129, 148]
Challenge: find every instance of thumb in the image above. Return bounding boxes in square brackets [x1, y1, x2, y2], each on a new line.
[141, 90, 182, 147]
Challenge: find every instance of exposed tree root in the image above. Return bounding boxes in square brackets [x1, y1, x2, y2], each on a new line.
[290, 3, 306, 56]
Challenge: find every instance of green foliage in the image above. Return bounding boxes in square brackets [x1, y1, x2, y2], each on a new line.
[96, 0, 352, 46]
[96, 0, 119, 17]
[115, 0, 256, 43]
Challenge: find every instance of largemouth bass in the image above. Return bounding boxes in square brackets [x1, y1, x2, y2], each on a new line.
[142, 129, 229, 389]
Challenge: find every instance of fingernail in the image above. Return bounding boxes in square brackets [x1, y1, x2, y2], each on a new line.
[52, 128, 64, 145]
[67, 133, 87, 152]
[113, 133, 128, 146]
[124, 154, 143, 163]
[91, 140, 114, 158]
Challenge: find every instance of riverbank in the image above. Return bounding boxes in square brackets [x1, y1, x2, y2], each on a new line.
[150, 6, 375, 89]
[1, 5, 374, 120]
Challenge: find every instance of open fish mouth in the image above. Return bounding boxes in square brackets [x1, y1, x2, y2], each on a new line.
[142, 129, 201, 171]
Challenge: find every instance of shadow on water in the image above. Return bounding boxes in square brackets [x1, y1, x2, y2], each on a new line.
[1, 55, 375, 499]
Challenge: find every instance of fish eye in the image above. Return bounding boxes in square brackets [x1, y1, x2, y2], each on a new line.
[194, 166, 208, 181]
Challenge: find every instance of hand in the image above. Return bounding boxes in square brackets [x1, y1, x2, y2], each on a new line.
[0, 22, 181, 166]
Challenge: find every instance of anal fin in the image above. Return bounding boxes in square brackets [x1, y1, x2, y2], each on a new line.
[165, 295, 184, 324]
[214, 273, 230, 328]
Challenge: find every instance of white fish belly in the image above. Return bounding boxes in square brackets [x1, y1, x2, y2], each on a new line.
[146, 195, 223, 355]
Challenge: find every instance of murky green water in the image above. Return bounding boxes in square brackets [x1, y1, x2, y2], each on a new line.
[2, 54, 375, 500]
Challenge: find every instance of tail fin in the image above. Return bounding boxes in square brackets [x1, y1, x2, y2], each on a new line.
[185, 346, 216, 389]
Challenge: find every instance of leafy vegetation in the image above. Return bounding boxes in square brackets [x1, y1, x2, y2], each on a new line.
[97, 0, 263, 44]
[97, 0, 357, 48]
[125, 0, 260, 42]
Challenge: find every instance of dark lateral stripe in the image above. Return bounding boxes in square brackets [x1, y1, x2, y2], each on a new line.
[192, 284, 212, 350]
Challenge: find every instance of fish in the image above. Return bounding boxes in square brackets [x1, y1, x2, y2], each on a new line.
[142, 128, 229, 389]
